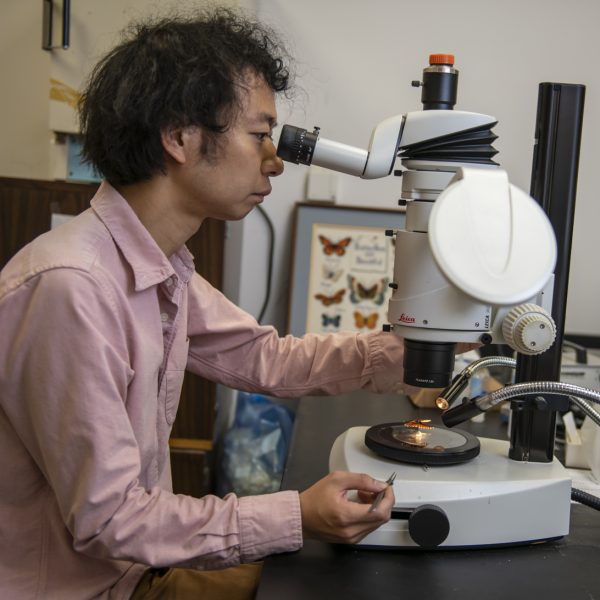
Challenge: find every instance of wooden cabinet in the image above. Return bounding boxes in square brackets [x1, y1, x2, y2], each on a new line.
[0, 177, 223, 496]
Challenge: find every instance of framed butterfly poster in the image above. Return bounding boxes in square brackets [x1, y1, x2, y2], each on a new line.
[287, 203, 406, 337]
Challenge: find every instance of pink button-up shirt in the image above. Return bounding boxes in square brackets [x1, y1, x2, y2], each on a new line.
[0, 182, 406, 599]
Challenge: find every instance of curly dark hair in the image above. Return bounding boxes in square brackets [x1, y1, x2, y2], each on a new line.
[78, 8, 292, 186]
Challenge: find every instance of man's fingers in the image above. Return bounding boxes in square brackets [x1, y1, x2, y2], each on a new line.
[341, 487, 396, 542]
[345, 484, 395, 520]
[456, 342, 481, 353]
[300, 471, 396, 545]
[330, 471, 388, 494]
[356, 490, 376, 504]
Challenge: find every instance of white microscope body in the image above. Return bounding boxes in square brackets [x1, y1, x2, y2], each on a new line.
[279, 108, 558, 378]
[276, 57, 574, 548]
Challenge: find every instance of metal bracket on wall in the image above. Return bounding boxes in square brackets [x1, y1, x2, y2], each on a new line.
[42, 0, 71, 51]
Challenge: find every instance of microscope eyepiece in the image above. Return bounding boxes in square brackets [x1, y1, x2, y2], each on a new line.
[403, 339, 457, 388]
[277, 125, 320, 165]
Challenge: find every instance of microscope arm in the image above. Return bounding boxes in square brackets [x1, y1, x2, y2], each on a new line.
[277, 110, 497, 179]
[277, 115, 403, 178]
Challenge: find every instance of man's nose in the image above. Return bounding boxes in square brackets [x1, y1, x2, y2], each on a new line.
[262, 142, 284, 177]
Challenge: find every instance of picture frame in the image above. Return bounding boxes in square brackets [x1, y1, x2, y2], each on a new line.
[287, 202, 406, 337]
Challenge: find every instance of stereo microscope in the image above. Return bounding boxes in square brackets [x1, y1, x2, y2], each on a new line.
[277, 55, 598, 548]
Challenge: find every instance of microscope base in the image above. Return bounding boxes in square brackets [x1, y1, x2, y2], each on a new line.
[329, 427, 571, 548]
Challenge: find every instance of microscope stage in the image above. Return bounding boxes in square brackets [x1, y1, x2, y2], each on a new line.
[329, 426, 572, 548]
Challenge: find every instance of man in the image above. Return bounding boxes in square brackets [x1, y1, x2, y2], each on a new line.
[0, 9, 413, 599]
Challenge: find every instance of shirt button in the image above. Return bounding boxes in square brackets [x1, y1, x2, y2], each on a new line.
[165, 277, 175, 287]
[160, 312, 169, 322]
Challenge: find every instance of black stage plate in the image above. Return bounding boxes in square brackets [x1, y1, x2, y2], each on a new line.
[365, 420, 480, 465]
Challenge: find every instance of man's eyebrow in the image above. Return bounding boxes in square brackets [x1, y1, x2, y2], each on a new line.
[248, 112, 278, 127]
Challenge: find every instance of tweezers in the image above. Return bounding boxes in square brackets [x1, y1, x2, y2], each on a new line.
[368, 472, 396, 513]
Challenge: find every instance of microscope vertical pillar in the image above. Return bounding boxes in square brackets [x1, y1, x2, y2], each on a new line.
[511, 83, 586, 462]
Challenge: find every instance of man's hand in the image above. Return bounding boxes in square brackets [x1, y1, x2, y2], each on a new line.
[456, 342, 481, 354]
[299, 471, 394, 544]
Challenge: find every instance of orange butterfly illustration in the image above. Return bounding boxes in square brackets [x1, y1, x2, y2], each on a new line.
[314, 289, 346, 306]
[353, 311, 379, 329]
[319, 235, 352, 256]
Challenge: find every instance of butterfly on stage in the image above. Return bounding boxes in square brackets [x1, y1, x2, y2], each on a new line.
[314, 289, 345, 306]
[321, 314, 341, 328]
[404, 419, 434, 430]
[395, 419, 435, 448]
[353, 311, 379, 329]
[348, 275, 389, 305]
[321, 265, 343, 282]
[318, 235, 352, 256]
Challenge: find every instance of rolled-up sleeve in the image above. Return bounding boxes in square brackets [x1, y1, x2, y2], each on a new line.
[238, 492, 303, 563]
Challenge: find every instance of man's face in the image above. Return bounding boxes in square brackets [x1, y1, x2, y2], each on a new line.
[178, 73, 284, 222]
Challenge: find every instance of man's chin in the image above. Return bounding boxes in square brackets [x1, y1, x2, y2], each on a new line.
[226, 206, 255, 222]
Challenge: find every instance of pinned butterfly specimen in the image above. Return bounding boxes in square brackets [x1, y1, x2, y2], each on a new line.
[394, 420, 434, 448]
[321, 265, 343, 282]
[348, 275, 389, 305]
[321, 314, 341, 328]
[314, 289, 345, 306]
[403, 419, 434, 430]
[353, 311, 379, 329]
[318, 235, 352, 256]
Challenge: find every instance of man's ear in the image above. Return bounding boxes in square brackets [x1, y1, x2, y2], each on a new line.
[161, 127, 201, 165]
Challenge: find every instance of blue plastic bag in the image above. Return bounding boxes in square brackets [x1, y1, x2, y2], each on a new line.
[218, 393, 294, 496]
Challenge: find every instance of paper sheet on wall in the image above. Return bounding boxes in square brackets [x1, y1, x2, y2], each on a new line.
[305, 223, 395, 334]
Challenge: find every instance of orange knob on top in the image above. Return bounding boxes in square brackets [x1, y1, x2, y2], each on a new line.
[429, 54, 455, 66]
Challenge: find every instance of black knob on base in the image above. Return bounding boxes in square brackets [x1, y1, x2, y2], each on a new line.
[408, 504, 450, 548]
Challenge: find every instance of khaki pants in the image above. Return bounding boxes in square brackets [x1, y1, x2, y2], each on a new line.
[130, 563, 263, 600]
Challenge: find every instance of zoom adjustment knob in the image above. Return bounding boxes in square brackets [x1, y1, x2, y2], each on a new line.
[408, 504, 450, 548]
[502, 303, 556, 355]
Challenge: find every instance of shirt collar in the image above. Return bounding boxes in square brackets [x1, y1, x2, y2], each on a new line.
[91, 181, 195, 291]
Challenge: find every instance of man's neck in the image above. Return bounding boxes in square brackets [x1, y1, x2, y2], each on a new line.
[115, 177, 203, 258]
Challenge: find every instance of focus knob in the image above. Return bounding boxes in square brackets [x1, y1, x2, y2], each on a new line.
[408, 504, 450, 548]
[502, 303, 556, 355]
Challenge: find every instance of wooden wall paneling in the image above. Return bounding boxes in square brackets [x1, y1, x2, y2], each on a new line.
[0, 177, 98, 269]
[170, 217, 225, 496]
[172, 218, 225, 442]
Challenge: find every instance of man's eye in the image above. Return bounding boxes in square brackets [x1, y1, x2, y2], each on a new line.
[254, 132, 273, 141]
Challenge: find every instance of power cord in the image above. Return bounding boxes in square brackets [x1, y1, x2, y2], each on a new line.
[572, 487, 600, 511]
[256, 205, 275, 324]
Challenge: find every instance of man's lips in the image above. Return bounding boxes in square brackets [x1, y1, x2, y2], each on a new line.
[251, 188, 271, 203]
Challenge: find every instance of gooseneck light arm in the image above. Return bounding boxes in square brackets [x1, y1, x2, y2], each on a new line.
[442, 381, 600, 428]
[435, 355, 517, 410]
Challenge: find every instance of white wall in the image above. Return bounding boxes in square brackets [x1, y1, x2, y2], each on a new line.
[0, 3, 51, 179]
[2, 1, 597, 337]
[0, 0, 246, 180]
[227, 0, 599, 337]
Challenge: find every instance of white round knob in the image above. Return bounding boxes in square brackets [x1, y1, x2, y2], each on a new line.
[502, 304, 556, 355]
